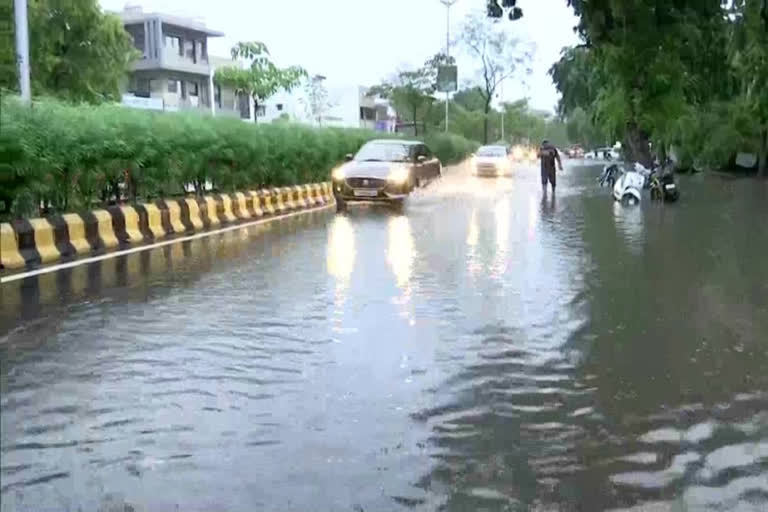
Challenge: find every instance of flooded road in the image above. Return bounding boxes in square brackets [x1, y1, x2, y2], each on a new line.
[2, 161, 767, 511]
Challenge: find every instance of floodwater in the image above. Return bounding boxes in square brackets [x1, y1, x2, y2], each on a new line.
[1, 161, 767, 511]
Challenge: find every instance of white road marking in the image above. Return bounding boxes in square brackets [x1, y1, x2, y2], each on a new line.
[1, 204, 333, 284]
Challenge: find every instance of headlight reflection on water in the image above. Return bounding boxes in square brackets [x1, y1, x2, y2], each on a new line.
[327, 215, 356, 282]
[491, 197, 511, 278]
[387, 215, 415, 290]
[327, 215, 356, 324]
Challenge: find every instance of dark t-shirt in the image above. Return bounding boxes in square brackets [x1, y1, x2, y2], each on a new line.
[539, 144, 559, 172]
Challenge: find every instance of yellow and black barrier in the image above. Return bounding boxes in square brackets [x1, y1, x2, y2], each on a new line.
[0, 183, 334, 271]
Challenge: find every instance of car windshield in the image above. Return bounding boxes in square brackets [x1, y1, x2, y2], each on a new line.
[477, 147, 507, 157]
[354, 142, 410, 162]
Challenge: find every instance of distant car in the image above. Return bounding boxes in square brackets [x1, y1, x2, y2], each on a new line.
[566, 145, 584, 158]
[330, 139, 442, 211]
[473, 145, 512, 177]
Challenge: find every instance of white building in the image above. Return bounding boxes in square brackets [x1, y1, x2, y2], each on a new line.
[117, 5, 395, 131]
[259, 84, 396, 131]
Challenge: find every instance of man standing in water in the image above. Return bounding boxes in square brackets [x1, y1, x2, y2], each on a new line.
[538, 139, 563, 193]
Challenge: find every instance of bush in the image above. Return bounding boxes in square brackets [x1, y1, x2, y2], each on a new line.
[0, 97, 477, 219]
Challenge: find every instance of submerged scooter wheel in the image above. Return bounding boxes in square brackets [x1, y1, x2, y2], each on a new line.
[621, 194, 639, 206]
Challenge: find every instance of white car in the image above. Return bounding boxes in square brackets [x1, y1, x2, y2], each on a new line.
[472, 145, 512, 177]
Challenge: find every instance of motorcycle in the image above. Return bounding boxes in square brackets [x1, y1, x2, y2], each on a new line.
[598, 163, 622, 188]
[649, 166, 680, 202]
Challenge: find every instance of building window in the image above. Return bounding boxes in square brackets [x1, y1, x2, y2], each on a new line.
[214, 84, 222, 108]
[238, 92, 251, 119]
[188, 82, 199, 97]
[165, 35, 183, 56]
[255, 105, 266, 117]
[130, 26, 145, 57]
[167, 80, 178, 93]
[276, 104, 284, 111]
[133, 78, 151, 98]
[184, 39, 196, 63]
[360, 107, 375, 121]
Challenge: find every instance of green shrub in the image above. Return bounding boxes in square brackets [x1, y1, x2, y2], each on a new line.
[0, 97, 477, 219]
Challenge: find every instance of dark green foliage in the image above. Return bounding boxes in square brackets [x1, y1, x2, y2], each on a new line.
[0, 0, 137, 103]
[0, 98, 476, 219]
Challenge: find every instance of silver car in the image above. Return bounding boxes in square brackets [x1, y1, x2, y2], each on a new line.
[330, 140, 442, 211]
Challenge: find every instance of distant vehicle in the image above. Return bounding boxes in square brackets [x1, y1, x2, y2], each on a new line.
[567, 145, 584, 158]
[586, 147, 620, 160]
[331, 139, 442, 211]
[472, 145, 512, 177]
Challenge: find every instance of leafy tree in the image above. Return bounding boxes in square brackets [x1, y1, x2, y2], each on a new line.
[458, 11, 532, 143]
[214, 41, 306, 123]
[486, 0, 524, 20]
[0, 0, 137, 102]
[730, 0, 768, 175]
[452, 86, 487, 112]
[301, 75, 334, 127]
[369, 63, 435, 136]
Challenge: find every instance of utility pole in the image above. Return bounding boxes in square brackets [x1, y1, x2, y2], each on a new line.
[499, 79, 505, 141]
[209, 65, 216, 116]
[14, 0, 31, 102]
[440, 0, 458, 133]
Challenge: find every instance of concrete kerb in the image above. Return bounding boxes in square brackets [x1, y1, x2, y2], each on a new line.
[0, 183, 334, 273]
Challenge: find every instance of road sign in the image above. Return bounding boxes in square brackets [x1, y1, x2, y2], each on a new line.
[437, 65, 457, 93]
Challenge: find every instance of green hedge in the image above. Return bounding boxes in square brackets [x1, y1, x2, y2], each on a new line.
[0, 97, 477, 219]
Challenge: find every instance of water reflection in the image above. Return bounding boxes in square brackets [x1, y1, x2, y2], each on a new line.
[491, 197, 510, 277]
[326, 215, 355, 282]
[467, 209, 479, 247]
[326, 215, 356, 318]
[612, 200, 644, 255]
[387, 215, 414, 289]
[540, 192, 556, 220]
[527, 196, 539, 241]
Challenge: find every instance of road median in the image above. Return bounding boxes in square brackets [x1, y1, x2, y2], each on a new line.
[0, 184, 333, 273]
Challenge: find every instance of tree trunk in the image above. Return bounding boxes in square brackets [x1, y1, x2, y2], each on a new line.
[483, 103, 491, 144]
[759, 125, 768, 177]
[623, 121, 653, 168]
[413, 107, 418, 136]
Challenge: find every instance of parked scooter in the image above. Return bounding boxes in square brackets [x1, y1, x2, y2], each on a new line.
[612, 162, 649, 205]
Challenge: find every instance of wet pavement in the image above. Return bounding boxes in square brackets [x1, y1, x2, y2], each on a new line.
[1, 161, 767, 511]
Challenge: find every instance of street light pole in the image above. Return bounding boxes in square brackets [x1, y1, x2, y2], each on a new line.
[440, 0, 457, 133]
[14, 0, 31, 102]
[500, 79, 504, 141]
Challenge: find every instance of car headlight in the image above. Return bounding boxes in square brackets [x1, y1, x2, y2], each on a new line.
[513, 147, 524, 160]
[332, 166, 346, 181]
[388, 166, 410, 184]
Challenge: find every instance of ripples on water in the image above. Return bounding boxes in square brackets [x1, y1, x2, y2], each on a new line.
[1, 165, 767, 511]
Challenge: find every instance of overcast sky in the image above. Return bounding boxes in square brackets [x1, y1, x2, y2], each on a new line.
[101, 0, 581, 112]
